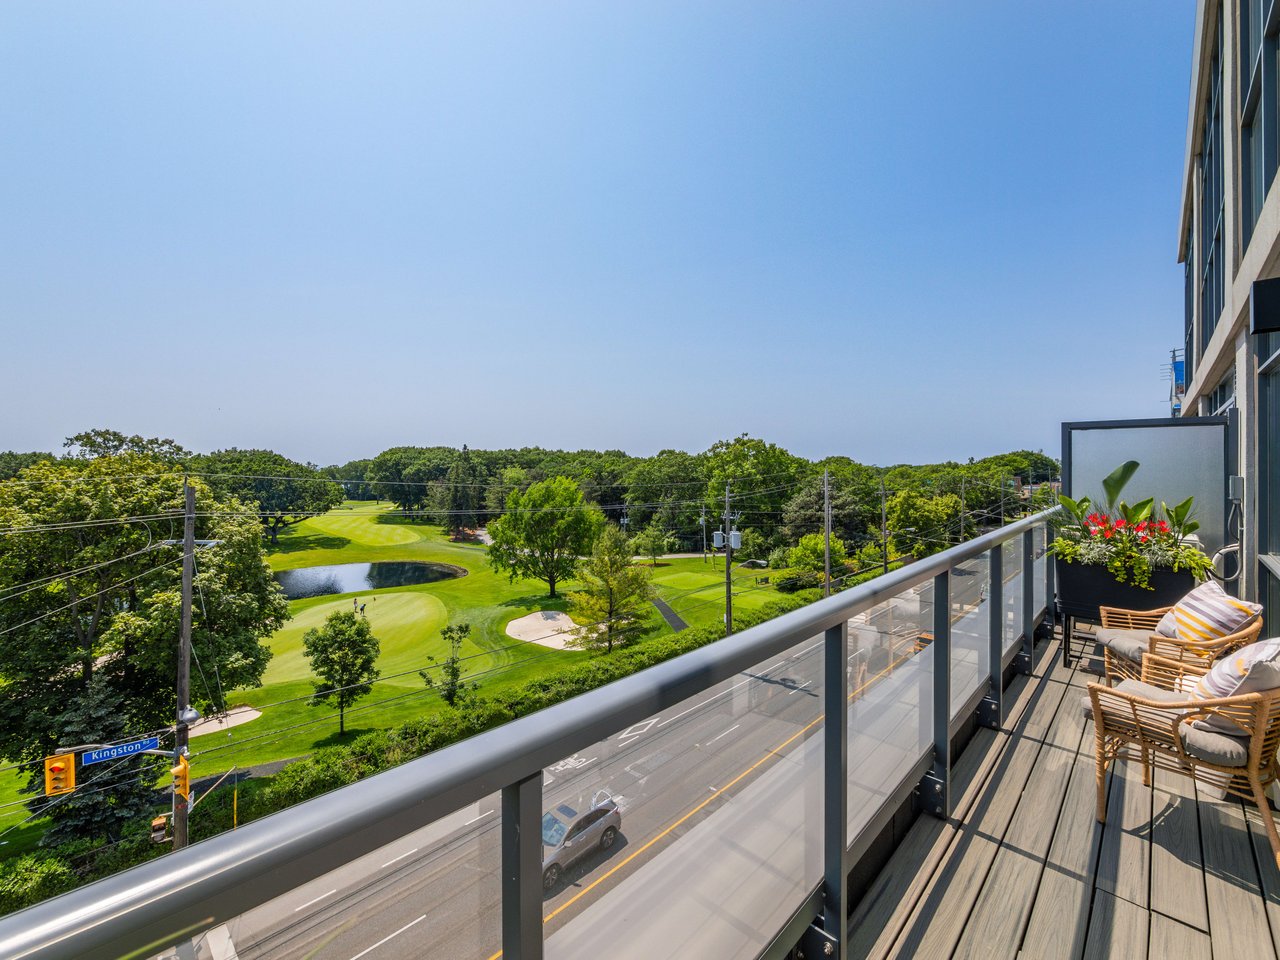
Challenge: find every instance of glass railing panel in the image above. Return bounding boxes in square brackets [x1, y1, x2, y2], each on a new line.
[1002, 538, 1024, 655]
[847, 586, 934, 842]
[150, 793, 502, 960]
[545, 631, 824, 960]
[1032, 523, 1048, 618]
[949, 555, 990, 720]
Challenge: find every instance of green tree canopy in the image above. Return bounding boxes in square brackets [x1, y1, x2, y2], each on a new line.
[62, 429, 190, 463]
[487, 477, 604, 597]
[437, 445, 483, 539]
[420, 622, 476, 707]
[787, 532, 849, 575]
[195, 448, 344, 544]
[631, 521, 676, 566]
[568, 525, 654, 653]
[303, 610, 381, 735]
[0, 454, 288, 838]
[0, 451, 54, 481]
[886, 490, 964, 558]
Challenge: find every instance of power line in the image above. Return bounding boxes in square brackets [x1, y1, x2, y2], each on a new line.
[0, 557, 182, 638]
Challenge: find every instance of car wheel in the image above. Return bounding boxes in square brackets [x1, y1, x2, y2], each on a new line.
[542, 864, 561, 891]
[599, 826, 617, 851]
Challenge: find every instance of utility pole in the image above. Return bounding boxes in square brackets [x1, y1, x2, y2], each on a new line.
[723, 482, 733, 635]
[174, 479, 194, 849]
[880, 477, 889, 576]
[823, 470, 832, 598]
[959, 477, 966, 545]
[700, 506, 707, 564]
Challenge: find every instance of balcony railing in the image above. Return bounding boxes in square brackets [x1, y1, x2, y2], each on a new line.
[0, 509, 1056, 960]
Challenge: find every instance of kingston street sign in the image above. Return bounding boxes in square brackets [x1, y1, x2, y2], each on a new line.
[82, 737, 161, 766]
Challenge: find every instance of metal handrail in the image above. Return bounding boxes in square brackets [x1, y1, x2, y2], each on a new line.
[0, 509, 1057, 960]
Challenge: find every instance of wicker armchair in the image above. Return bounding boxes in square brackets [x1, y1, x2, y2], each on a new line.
[1087, 653, 1280, 869]
[1097, 603, 1263, 687]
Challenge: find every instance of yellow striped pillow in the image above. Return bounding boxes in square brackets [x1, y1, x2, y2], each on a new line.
[1155, 580, 1261, 648]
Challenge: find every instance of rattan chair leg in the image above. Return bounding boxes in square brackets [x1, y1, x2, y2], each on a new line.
[1094, 733, 1109, 823]
[1249, 773, 1280, 872]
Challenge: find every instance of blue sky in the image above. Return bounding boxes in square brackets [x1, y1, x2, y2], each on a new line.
[0, 2, 1196, 467]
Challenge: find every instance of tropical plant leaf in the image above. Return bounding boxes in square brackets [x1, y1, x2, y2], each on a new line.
[1101, 461, 1140, 510]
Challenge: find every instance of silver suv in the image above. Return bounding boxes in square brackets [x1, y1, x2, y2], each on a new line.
[541, 790, 622, 890]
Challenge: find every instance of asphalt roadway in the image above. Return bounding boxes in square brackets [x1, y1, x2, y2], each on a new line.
[162, 550, 1042, 960]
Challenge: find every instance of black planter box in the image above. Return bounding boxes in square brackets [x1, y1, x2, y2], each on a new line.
[1055, 558, 1194, 624]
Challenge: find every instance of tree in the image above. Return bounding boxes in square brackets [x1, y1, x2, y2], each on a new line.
[487, 477, 604, 597]
[0, 451, 53, 481]
[568, 525, 654, 653]
[62, 429, 189, 463]
[787, 533, 848, 590]
[196, 448, 344, 544]
[421, 623, 476, 707]
[303, 611, 380, 735]
[886, 490, 964, 558]
[631, 521, 675, 567]
[437, 446, 483, 539]
[703, 434, 810, 542]
[0, 454, 288, 838]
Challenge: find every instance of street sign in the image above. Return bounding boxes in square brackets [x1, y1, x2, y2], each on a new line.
[82, 737, 161, 766]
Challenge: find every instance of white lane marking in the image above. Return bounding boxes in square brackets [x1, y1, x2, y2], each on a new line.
[617, 734, 640, 746]
[465, 810, 495, 826]
[348, 914, 428, 960]
[381, 847, 419, 867]
[204, 924, 240, 960]
[787, 679, 814, 696]
[656, 675, 754, 727]
[293, 889, 337, 912]
[708, 724, 740, 744]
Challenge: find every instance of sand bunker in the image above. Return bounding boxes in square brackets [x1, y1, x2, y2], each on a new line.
[505, 611, 579, 649]
[189, 706, 261, 736]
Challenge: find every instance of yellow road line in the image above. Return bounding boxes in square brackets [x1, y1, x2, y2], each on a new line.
[483, 652, 908, 960]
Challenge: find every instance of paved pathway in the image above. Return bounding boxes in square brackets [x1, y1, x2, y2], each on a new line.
[650, 596, 689, 631]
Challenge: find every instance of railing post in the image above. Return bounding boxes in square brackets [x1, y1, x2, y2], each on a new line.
[978, 545, 1003, 729]
[920, 571, 950, 818]
[1019, 529, 1034, 675]
[502, 771, 543, 960]
[817, 620, 849, 956]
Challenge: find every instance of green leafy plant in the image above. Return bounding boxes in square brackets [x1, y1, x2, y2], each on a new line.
[1051, 461, 1212, 588]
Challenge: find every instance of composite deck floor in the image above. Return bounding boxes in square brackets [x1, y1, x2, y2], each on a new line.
[849, 630, 1280, 960]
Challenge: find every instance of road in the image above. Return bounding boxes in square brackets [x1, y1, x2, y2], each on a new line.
[161, 548, 1044, 960]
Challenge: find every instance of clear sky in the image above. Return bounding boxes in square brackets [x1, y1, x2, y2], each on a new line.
[0, 2, 1197, 467]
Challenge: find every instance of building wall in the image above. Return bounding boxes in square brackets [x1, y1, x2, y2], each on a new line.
[1179, 0, 1280, 603]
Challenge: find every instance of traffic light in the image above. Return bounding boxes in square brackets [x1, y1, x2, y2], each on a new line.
[43, 754, 75, 797]
[171, 755, 190, 801]
[150, 815, 169, 843]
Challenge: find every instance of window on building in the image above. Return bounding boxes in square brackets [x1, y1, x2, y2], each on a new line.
[1185, 223, 1195, 380]
[1207, 368, 1236, 414]
[1241, 0, 1278, 247]
[1202, 9, 1225, 350]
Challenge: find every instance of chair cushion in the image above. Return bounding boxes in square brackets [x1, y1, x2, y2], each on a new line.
[1190, 638, 1280, 733]
[1180, 725, 1249, 767]
[1084, 680, 1249, 767]
[1080, 678, 1182, 720]
[1155, 579, 1261, 643]
[1096, 627, 1150, 663]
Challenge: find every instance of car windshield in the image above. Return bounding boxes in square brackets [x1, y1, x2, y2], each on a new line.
[542, 812, 568, 848]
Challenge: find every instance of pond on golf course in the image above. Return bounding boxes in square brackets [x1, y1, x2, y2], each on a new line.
[274, 561, 466, 600]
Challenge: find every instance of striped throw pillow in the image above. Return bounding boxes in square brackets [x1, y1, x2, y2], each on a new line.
[1154, 579, 1261, 646]
[1191, 638, 1280, 734]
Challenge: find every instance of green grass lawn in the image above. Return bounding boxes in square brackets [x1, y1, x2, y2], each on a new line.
[0, 505, 786, 841]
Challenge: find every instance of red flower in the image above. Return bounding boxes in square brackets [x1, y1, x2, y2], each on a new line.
[1103, 530, 1113, 539]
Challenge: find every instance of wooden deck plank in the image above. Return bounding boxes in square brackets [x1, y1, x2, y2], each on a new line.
[1243, 801, 1280, 958]
[1082, 889, 1147, 959]
[1147, 912, 1210, 960]
[1019, 736, 1105, 960]
[1149, 767, 1207, 932]
[1198, 797, 1275, 959]
[848, 649, 1050, 959]
[1094, 753, 1151, 909]
[882, 652, 1072, 958]
[951, 683, 1086, 959]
